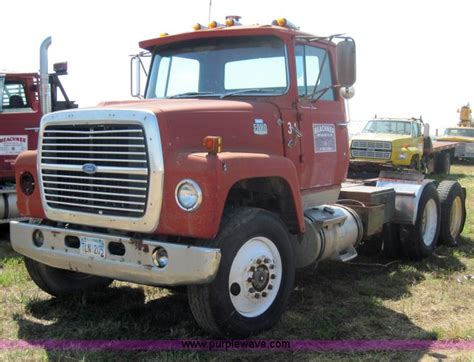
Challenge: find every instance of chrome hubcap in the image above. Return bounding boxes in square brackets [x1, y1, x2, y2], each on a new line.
[228, 237, 282, 318]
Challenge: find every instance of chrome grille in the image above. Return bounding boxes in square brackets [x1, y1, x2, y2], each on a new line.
[351, 140, 392, 160]
[40, 124, 149, 217]
[351, 140, 392, 150]
[351, 149, 391, 159]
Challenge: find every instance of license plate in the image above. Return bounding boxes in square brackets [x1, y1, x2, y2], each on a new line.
[80, 236, 106, 259]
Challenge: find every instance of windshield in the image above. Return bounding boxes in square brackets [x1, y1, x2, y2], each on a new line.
[146, 36, 288, 99]
[443, 128, 474, 138]
[362, 120, 412, 135]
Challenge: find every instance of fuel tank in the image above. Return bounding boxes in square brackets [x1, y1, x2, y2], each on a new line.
[294, 204, 363, 268]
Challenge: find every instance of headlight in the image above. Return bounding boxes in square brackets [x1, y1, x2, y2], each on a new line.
[398, 153, 407, 160]
[175, 179, 202, 211]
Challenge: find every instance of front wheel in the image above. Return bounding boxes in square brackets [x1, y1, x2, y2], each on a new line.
[24, 258, 113, 297]
[409, 155, 421, 171]
[188, 207, 295, 337]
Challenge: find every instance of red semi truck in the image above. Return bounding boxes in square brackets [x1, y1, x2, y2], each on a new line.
[10, 19, 467, 336]
[0, 37, 76, 221]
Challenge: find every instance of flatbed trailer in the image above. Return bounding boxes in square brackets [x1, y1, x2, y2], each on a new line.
[424, 140, 459, 174]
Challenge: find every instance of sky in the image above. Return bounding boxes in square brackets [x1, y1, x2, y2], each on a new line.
[1, 0, 473, 132]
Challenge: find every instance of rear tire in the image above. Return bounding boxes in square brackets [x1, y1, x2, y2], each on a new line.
[188, 207, 295, 337]
[381, 223, 401, 258]
[24, 258, 113, 297]
[437, 181, 466, 246]
[399, 183, 440, 260]
[435, 152, 451, 175]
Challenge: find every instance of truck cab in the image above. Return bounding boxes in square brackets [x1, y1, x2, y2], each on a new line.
[0, 72, 42, 180]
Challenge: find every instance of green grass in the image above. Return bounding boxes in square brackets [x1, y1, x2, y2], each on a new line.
[0, 165, 473, 360]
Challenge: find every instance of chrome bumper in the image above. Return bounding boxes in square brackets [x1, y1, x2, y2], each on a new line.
[10, 221, 221, 286]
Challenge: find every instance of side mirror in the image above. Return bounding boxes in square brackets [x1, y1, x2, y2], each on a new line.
[423, 123, 430, 138]
[336, 38, 356, 88]
[130, 56, 141, 98]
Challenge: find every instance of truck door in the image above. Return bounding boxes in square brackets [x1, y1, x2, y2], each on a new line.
[0, 76, 41, 179]
[294, 43, 349, 190]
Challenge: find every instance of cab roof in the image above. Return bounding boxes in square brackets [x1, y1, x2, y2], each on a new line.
[0, 71, 38, 78]
[139, 24, 330, 51]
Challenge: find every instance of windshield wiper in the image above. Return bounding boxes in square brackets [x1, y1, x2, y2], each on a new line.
[220, 89, 279, 99]
[167, 91, 217, 99]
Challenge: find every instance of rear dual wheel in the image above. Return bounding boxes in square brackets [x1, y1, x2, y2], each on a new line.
[437, 181, 466, 246]
[435, 152, 451, 175]
[188, 207, 295, 337]
[400, 182, 440, 260]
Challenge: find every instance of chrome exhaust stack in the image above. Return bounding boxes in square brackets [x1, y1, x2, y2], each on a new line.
[39, 36, 52, 115]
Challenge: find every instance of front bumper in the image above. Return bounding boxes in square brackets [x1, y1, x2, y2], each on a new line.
[10, 221, 221, 286]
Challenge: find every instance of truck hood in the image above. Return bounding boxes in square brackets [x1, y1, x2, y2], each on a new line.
[436, 135, 474, 143]
[98, 98, 284, 155]
[350, 132, 411, 142]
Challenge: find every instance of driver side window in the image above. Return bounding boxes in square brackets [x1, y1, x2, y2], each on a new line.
[295, 44, 335, 100]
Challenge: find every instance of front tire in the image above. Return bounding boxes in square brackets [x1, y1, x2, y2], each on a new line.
[400, 182, 441, 260]
[409, 155, 421, 171]
[24, 258, 113, 297]
[188, 207, 295, 337]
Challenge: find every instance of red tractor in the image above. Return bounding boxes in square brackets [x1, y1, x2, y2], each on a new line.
[11, 19, 466, 336]
[0, 37, 76, 221]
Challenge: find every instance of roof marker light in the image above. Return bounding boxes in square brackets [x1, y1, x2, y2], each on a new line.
[160, 33, 169, 37]
[272, 18, 298, 29]
[225, 15, 242, 27]
[208, 20, 222, 29]
[193, 23, 207, 31]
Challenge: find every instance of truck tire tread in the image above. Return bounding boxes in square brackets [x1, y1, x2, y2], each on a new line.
[437, 180, 466, 246]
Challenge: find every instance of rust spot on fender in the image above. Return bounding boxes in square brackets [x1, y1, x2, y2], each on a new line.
[129, 238, 149, 253]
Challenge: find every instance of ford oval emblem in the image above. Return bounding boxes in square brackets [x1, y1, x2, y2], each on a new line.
[82, 163, 97, 175]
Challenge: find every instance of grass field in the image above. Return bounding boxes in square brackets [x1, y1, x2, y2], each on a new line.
[0, 165, 472, 360]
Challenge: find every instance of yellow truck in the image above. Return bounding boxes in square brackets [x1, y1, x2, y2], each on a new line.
[436, 104, 474, 160]
[350, 117, 458, 174]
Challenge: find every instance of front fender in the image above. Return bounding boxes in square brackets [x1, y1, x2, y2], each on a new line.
[156, 152, 303, 239]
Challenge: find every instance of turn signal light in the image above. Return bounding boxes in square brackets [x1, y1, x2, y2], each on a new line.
[402, 143, 410, 148]
[203, 136, 222, 154]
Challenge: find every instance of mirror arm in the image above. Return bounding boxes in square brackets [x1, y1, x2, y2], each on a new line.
[310, 84, 338, 103]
